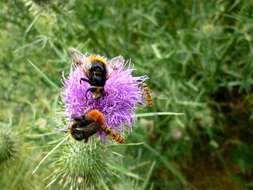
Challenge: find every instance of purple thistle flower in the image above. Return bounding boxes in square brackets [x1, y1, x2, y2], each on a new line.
[62, 55, 147, 137]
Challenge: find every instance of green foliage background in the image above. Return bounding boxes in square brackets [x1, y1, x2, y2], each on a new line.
[0, 0, 253, 189]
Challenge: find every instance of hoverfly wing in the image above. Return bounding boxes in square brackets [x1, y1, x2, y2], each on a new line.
[76, 122, 100, 139]
[75, 122, 99, 131]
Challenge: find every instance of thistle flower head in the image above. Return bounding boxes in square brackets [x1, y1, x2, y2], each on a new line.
[62, 55, 147, 137]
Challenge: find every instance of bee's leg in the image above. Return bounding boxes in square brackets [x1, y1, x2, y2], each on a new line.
[85, 89, 90, 102]
[101, 89, 106, 100]
[137, 101, 145, 106]
[85, 88, 93, 102]
[80, 78, 90, 84]
[84, 138, 89, 143]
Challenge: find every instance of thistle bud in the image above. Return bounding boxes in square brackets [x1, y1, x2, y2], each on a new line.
[49, 139, 115, 189]
[0, 129, 18, 166]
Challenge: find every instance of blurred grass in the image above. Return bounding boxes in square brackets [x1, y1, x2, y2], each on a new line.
[1, 0, 253, 189]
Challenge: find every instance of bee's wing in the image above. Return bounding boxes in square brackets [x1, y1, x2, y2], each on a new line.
[68, 48, 86, 66]
[76, 122, 100, 131]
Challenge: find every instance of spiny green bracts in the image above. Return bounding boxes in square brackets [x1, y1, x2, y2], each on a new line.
[0, 129, 18, 165]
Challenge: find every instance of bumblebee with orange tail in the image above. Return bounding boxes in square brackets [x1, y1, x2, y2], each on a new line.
[68, 109, 125, 143]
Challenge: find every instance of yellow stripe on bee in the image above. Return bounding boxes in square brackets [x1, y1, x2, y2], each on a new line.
[105, 128, 111, 135]
[100, 125, 124, 143]
[112, 133, 124, 144]
[89, 55, 107, 65]
[100, 125, 111, 135]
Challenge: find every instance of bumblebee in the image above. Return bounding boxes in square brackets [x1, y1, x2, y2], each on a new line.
[69, 48, 108, 99]
[68, 109, 125, 143]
